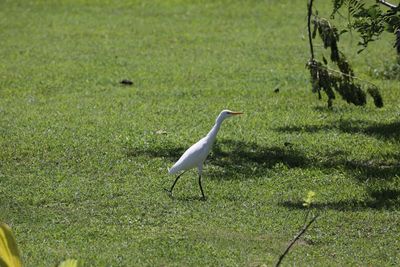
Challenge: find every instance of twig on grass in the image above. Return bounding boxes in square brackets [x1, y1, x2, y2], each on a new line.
[275, 214, 319, 267]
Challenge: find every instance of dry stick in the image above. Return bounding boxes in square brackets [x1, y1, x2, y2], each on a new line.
[275, 214, 319, 267]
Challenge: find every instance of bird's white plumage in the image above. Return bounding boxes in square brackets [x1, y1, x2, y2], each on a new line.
[168, 109, 242, 175]
[168, 137, 210, 174]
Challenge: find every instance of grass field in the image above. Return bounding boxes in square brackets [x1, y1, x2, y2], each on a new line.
[1, 0, 399, 266]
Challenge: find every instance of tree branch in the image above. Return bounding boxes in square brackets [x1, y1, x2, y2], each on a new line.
[307, 0, 315, 60]
[376, 0, 398, 9]
[307, 0, 321, 98]
[323, 65, 379, 88]
[275, 215, 319, 267]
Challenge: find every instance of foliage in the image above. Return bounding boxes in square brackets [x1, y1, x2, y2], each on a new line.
[331, 0, 400, 52]
[307, 13, 383, 107]
[0, 223, 22, 267]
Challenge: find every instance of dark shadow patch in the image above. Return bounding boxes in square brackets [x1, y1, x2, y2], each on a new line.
[364, 121, 400, 140]
[318, 154, 400, 181]
[368, 188, 400, 208]
[341, 160, 400, 181]
[207, 139, 310, 180]
[280, 189, 400, 211]
[276, 119, 400, 141]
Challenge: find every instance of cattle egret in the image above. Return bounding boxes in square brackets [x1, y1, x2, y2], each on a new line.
[166, 109, 243, 200]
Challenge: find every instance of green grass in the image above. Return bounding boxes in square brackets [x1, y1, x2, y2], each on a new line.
[1, 0, 399, 266]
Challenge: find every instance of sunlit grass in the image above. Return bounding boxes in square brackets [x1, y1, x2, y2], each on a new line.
[0, 0, 399, 266]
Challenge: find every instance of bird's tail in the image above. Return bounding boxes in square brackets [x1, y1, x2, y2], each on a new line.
[168, 165, 179, 175]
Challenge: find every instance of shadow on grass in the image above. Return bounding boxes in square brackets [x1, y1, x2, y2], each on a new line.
[208, 139, 309, 180]
[333, 159, 400, 182]
[280, 188, 400, 211]
[276, 117, 400, 181]
[127, 136, 399, 209]
[276, 119, 400, 140]
[127, 139, 310, 180]
[126, 138, 399, 181]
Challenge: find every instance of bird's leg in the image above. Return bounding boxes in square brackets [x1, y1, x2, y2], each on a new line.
[198, 174, 206, 201]
[166, 171, 186, 195]
[197, 165, 206, 201]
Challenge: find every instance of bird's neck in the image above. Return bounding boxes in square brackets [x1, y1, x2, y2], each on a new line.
[206, 119, 223, 143]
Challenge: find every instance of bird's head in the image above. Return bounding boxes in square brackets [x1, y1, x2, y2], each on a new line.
[217, 109, 243, 122]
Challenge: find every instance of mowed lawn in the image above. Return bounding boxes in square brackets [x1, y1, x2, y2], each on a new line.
[1, 0, 399, 266]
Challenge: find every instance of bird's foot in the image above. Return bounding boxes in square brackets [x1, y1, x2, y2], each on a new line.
[164, 188, 173, 198]
[200, 195, 207, 201]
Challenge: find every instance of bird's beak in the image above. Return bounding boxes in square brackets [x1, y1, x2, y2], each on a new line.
[228, 111, 243, 115]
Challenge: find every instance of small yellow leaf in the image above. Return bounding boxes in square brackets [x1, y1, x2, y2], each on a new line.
[58, 259, 79, 267]
[0, 223, 22, 267]
[303, 190, 316, 207]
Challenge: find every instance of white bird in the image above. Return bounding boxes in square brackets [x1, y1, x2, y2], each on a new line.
[166, 109, 243, 200]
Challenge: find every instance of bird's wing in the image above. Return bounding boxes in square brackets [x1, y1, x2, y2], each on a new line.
[169, 138, 209, 174]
